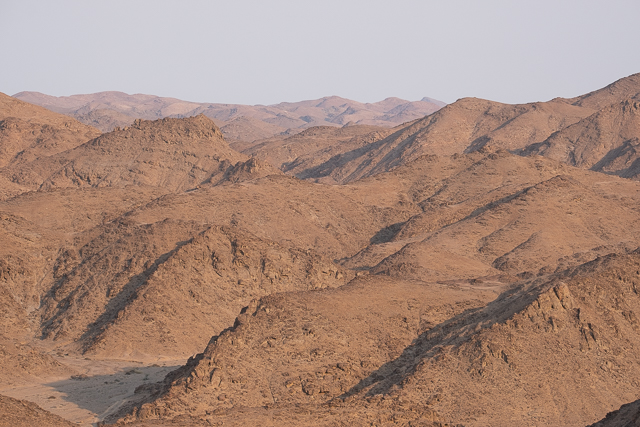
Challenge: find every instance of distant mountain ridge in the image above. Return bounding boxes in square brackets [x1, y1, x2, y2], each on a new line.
[12, 91, 446, 140]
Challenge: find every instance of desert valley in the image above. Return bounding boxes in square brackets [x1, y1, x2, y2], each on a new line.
[2, 73, 640, 426]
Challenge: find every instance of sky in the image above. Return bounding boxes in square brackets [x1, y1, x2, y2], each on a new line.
[1, 0, 639, 105]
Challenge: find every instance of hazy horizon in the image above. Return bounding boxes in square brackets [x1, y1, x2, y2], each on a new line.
[2, 0, 640, 105]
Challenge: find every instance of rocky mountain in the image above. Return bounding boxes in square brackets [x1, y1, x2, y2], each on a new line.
[13, 91, 446, 140]
[39, 222, 349, 359]
[283, 73, 640, 185]
[288, 97, 592, 183]
[110, 275, 495, 424]
[359, 249, 640, 426]
[220, 116, 288, 144]
[350, 151, 640, 280]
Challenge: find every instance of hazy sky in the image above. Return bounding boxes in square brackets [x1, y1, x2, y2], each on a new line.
[1, 0, 639, 105]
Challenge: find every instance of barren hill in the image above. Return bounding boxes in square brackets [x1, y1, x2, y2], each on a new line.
[38, 222, 348, 359]
[29, 172, 420, 359]
[369, 162, 640, 281]
[281, 73, 640, 185]
[219, 116, 288, 143]
[109, 275, 497, 424]
[315, 249, 640, 426]
[12, 91, 202, 125]
[337, 150, 640, 280]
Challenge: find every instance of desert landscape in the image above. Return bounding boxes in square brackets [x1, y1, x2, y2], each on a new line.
[1, 72, 640, 427]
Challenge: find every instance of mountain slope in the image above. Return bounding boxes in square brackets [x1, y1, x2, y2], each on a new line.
[568, 72, 640, 110]
[220, 116, 288, 143]
[0, 92, 100, 169]
[295, 98, 593, 184]
[39, 223, 348, 358]
[26, 171, 419, 359]
[237, 124, 392, 171]
[525, 99, 640, 179]
[4, 73, 640, 427]
[112, 250, 640, 426]
[288, 73, 640, 185]
[337, 151, 640, 281]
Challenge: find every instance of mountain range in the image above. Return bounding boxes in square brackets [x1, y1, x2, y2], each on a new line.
[13, 91, 446, 142]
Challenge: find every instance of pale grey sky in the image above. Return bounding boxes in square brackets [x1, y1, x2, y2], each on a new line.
[1, 0, 639, 105]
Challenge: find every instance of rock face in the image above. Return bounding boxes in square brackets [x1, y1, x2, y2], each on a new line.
[235, 124, 392, 173]
[219, 157, 283, 184]
[354, 250, 640, 426]
[220, 116, 288, 143]
[0, 92, 101, 199]
[270, 73, 640, 185]
[108, 275, 496, 424]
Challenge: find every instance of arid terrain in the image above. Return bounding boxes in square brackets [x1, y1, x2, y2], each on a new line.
[2, 73, 640, 426]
